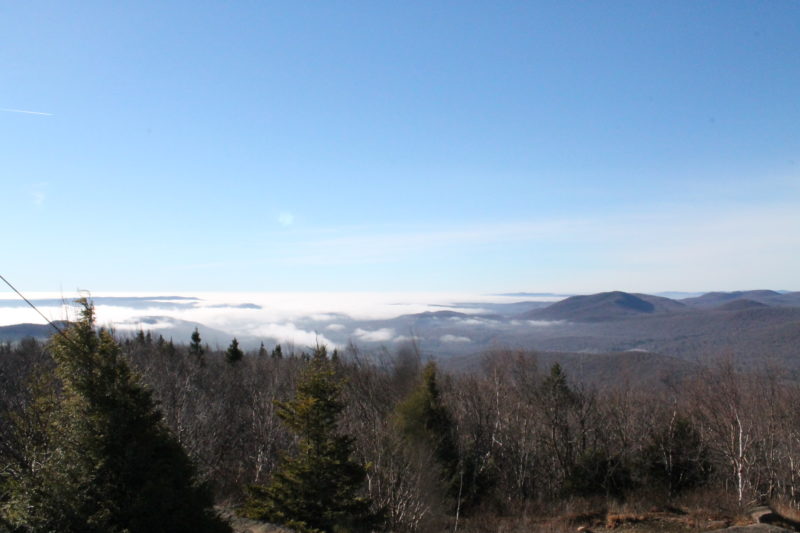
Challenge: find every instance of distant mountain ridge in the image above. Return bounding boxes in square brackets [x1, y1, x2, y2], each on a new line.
[681, 290, 800, 308]
[516, 289, 800, 323]
[2, 290, 798, 374]
[0, 322, 70, 342]
[522, 291, 688, 322]
[716, 299, 769, 312]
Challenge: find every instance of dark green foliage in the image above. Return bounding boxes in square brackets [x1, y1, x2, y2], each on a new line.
[395, 362, 461, 500]
[258, 342, 268, 358]
[0, 300, 230, 533]
[539, 363, 578, 482]
[245, 355, 382, 533]
[164, 338, 177, 357]
[565, 450, 633, 498]
[454, 448, 495, 513]
[641, 415, 710, 496]
[541, 363, 576, 406]
[271, 344, 283, 359]
[226, 338, 244, 365]
[190, 327, 204, 359]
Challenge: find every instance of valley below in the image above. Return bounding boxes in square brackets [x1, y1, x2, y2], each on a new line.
[3, 289, 798, 379]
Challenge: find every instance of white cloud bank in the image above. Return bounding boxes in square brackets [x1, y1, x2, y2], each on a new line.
[248, 322, 335, 348]
[0, 292, 550, 345]
[113, 319, 176, 331]
[440, 334, 471, 343]
[353, 328, 396, 342]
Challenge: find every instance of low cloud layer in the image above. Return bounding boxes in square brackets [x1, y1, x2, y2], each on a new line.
[248, 322, 335, 348]
[353, 328, 396, 342]
[440, 334, 471, 343]
[0, 292, 552, 349]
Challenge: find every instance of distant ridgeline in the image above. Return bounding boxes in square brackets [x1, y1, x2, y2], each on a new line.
[1, 290, 799, 372]
[0, 321, 70, 342]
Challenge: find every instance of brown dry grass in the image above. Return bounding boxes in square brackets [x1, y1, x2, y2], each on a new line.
[771, 499, 800, 524]
[757, 499, 800, 532]
[219, 489, 755, 533]
[215, 506, 293, 533]
[454, 489, 750, 533]
[606, 513, 646, 529]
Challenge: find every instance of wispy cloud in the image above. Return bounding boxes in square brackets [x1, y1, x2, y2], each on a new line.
[353, 327, 396, 342]
[586, 204, 800, 291]
[0, 108, 53, 116]
[248, 322, 335, 347]
[103, 195, 800, 293]
[281, 202, 800, 291]
[527, 320, 564, 327]
[113, 319, 176, 331]
[278, 219, 583, 266]
[440, 334, 471, 343]
[452, 317, 493, 326]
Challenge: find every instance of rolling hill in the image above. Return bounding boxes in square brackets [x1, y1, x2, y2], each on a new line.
[522, 291, 688, 322]
[0, 322, 69, 342]
[681, 290, 800, 308]
[2, 290, 798, 375]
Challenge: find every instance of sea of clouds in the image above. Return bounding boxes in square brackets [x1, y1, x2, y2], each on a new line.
[0, 292, 564, 348]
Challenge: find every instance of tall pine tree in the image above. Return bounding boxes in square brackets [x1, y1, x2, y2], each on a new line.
[225, 338, 244, 365]
[245, 351, 382, 533]
[1, 300, 230, 533]
[395, 362, 461, 502]
[189, 327, 204, 362]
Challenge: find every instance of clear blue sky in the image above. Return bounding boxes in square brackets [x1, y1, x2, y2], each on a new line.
[3, 1, 799, 293]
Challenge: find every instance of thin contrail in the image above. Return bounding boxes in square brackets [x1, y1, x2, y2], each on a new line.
[0, 108, 53, 116]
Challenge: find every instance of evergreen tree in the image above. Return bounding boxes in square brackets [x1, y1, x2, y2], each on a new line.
[565, 449, 633, 498]
[1, 300, 230, 533]
[189, 328, 204, 359]
[225, 338, 244, 365]
[541, 363, 575, 405]
[395, 362, 461, 500]
[540, 362, 577, 483]
[245, 355, 382, 533]
[165, 338, 177, 357]
[641, 414, 710, 496]
[258, 342, 268, 358]
[271, 344, 283, 359]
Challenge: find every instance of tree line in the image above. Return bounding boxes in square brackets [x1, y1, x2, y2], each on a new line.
[2, 306, 800, 531]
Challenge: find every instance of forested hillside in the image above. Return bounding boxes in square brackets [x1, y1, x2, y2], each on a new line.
[3, 314, 800, 532]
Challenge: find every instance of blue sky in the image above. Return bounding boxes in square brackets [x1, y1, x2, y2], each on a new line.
[3, 1, 799, 293]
